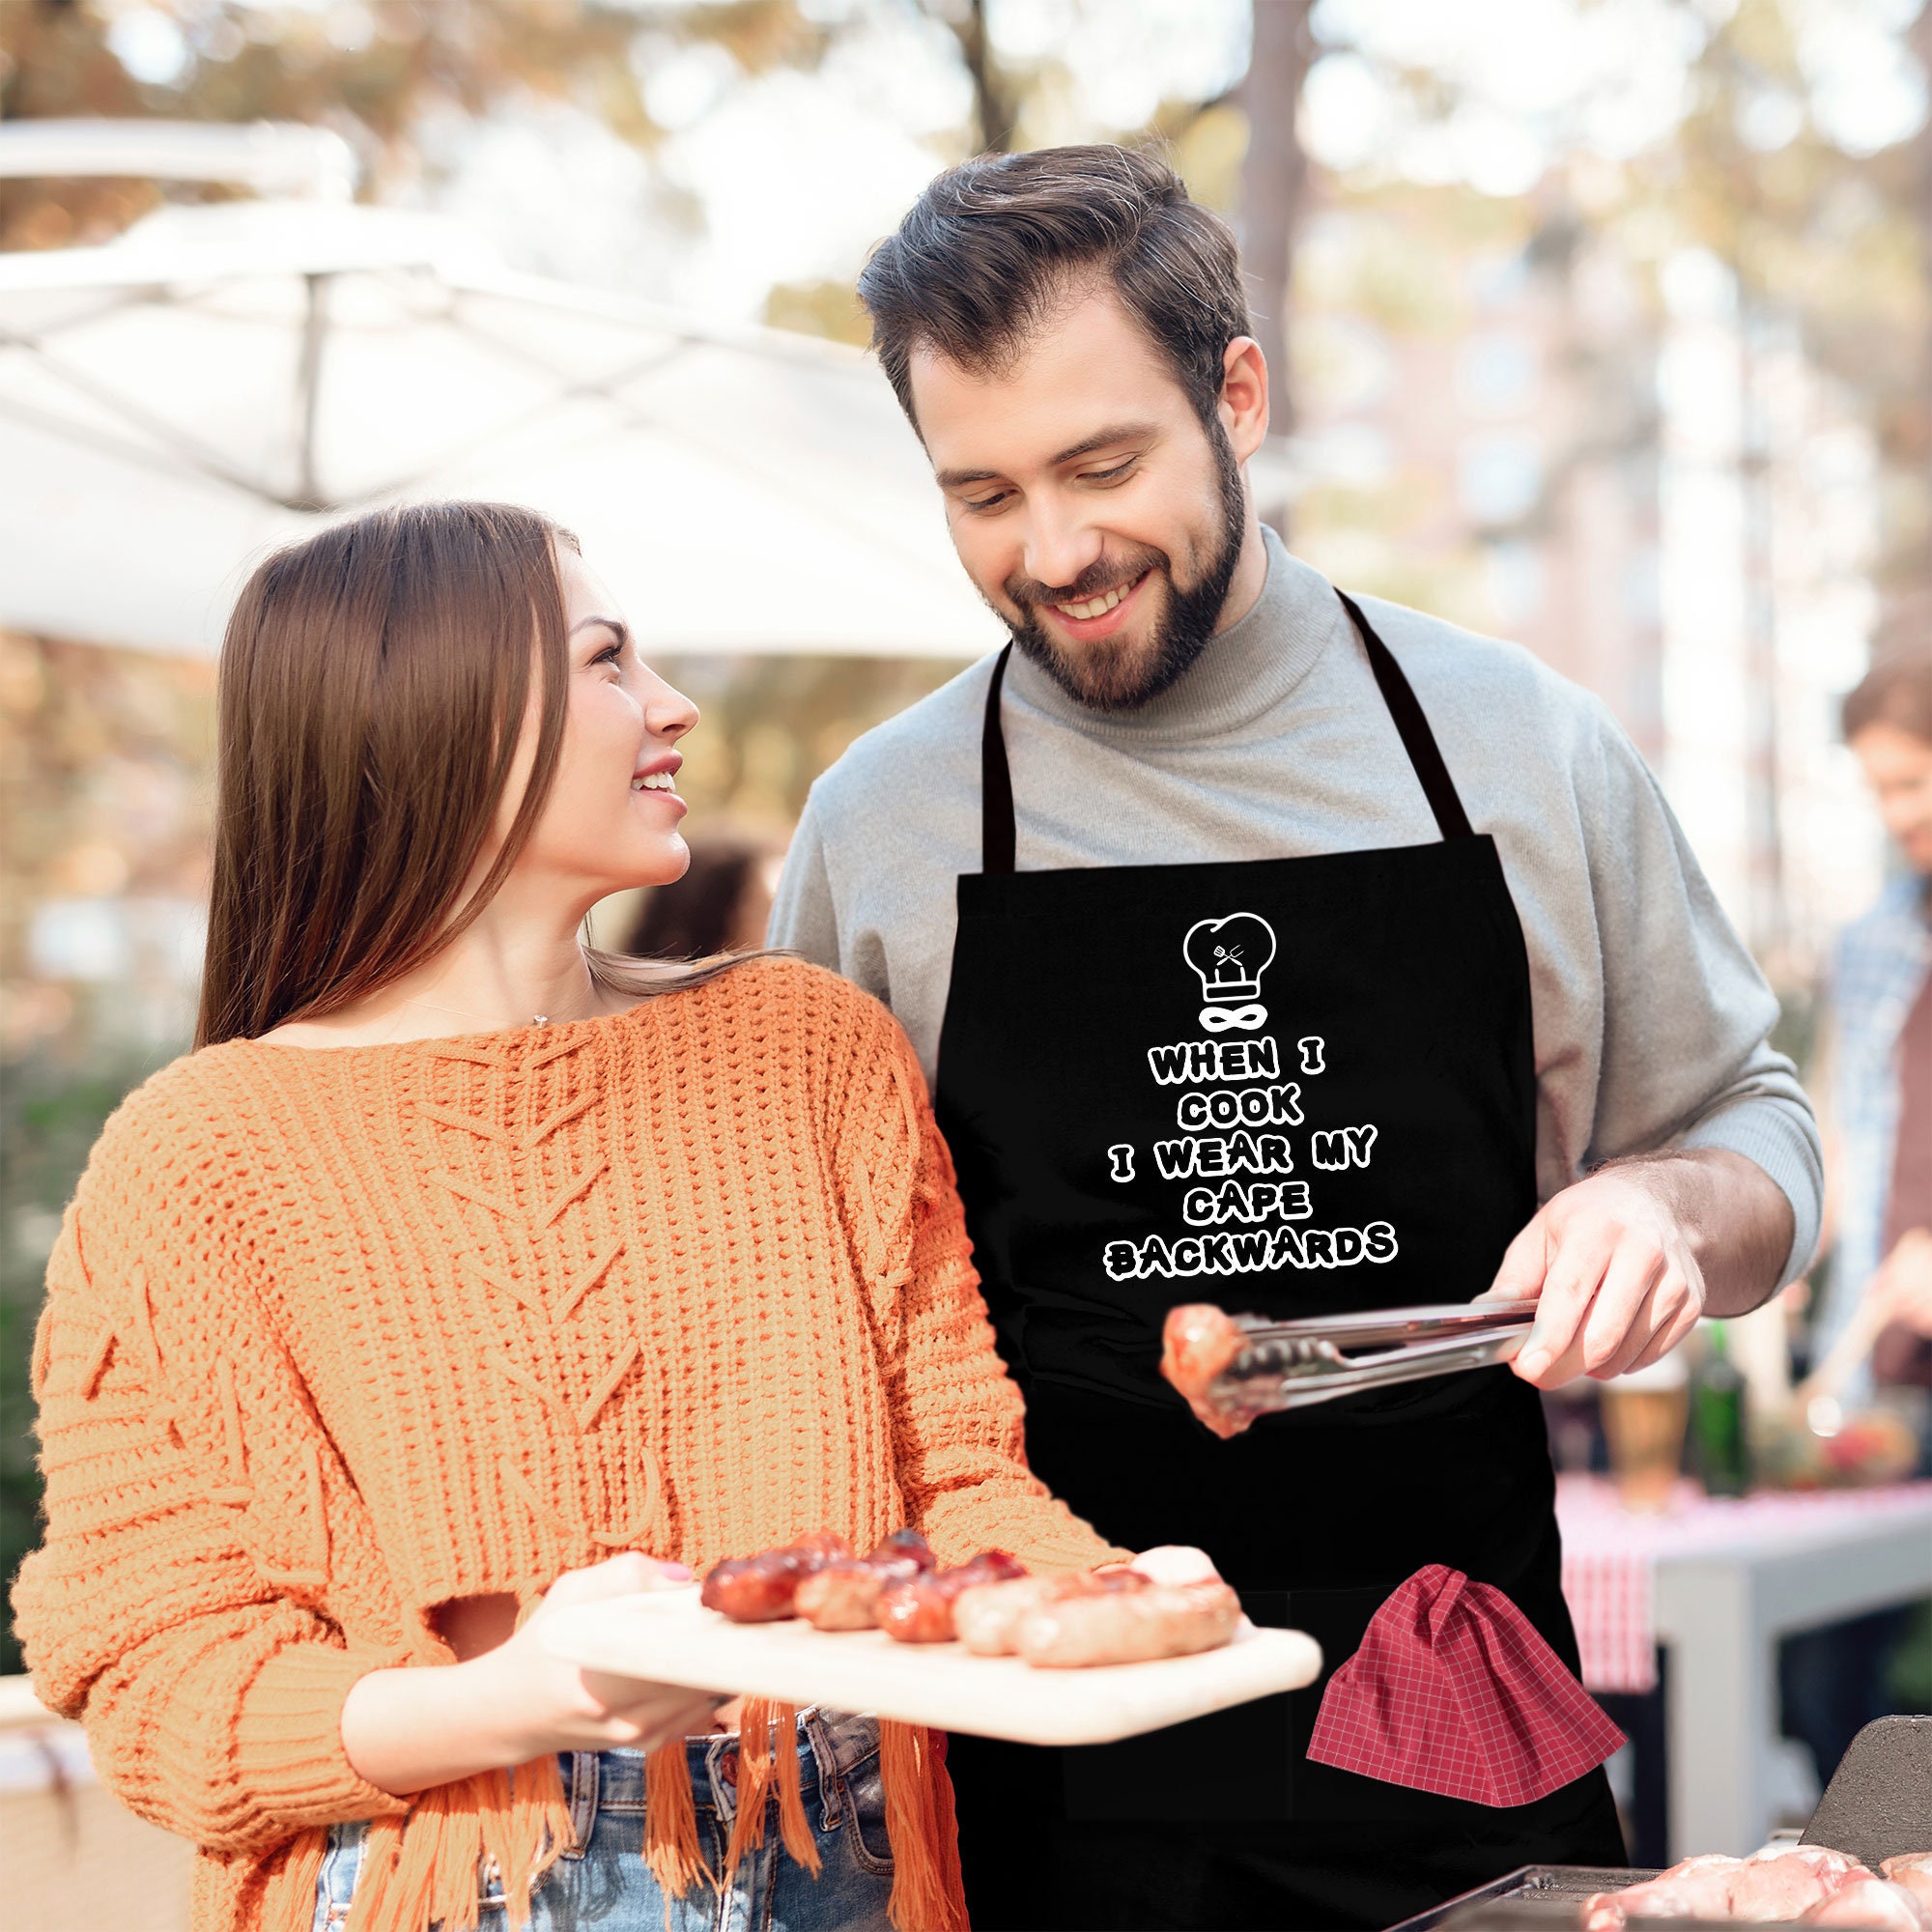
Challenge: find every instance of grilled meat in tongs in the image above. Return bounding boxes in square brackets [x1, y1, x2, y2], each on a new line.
[1161, 1301, 1535, 1438]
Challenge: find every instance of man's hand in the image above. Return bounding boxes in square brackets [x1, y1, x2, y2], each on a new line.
[1480, 1150, 1793, 1388]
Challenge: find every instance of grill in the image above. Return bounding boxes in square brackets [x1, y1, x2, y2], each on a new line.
[1385, 1717, 1932, 1932]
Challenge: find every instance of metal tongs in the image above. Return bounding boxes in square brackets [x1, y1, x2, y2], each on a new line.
[1211, 1302, 1533, 1419]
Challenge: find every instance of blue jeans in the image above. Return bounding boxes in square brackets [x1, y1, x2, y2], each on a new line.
[313, 1712, 895, 1932]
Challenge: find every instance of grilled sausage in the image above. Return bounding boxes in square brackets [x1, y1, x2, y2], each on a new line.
[1015, 1577, 1241, 1667]
[952, 1576, 1060, 1655]
[876, 1550, 1028, 1644]
[700, 1552, 800, 1622]
[700, 1534, 853, 1623]
[870, 1528, 937, 1571]
[795, 1530, 939, 1631]
[795, 1561, 890, 1630]
[953, 1569, 1150, 1656]
[792, 1532, 856, 1564]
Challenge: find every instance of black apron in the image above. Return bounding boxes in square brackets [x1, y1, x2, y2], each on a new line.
[932, 594, 1625, 1931]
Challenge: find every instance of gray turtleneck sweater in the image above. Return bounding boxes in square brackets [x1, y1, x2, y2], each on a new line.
[769, 528, 1822, 1282]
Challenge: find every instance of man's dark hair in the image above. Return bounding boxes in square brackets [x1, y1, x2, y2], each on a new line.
[1844, 654, 1932, 746]
[858, 144, 1251, 430]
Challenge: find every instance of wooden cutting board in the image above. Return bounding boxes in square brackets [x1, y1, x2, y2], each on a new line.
[538, 1585, 1322, 1747]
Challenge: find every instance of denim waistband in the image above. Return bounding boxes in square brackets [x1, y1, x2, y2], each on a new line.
[556, 1709, 881, 1856]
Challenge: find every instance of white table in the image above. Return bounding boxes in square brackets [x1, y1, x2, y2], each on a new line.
[1556, 1478, 1932, 1860]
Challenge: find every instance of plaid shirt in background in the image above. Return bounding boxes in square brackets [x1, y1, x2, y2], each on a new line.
[1824, 872, 1932, 1400]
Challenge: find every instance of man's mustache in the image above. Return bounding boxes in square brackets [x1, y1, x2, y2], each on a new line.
[1004, 551, 1168, 611]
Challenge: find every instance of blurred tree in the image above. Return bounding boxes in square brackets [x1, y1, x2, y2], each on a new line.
[0, 0, 846, 247]
[1615, 0, 1931, 662]
[920, 0, 1014, 155]
[1892, 0, 1932, 657]
[761, 272, 871, 345]
[1239, 0, 1313, 460]
[1622, 0, 1930, 939]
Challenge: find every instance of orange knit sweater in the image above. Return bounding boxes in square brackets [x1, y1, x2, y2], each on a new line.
[14, 960, 1125, 1931]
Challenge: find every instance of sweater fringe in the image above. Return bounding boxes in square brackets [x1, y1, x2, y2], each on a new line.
[719, 1697, 792, 1885]
[641, 1740, 711, 1896]
[637, 1711, 965, 1932]
[260, 1826, 329, 1932]
[880, 1719, 969, 1932]
[315, 1713, 965, 1931]
[341, 1755, 571, 1932]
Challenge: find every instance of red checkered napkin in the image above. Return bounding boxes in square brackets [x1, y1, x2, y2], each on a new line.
[1307, 1564, 1625, 1806]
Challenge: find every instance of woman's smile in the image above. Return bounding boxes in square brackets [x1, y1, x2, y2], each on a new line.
[631, 752, 686, 813]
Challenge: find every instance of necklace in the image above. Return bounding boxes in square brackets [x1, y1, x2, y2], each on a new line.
[388, 997, 583, 1034]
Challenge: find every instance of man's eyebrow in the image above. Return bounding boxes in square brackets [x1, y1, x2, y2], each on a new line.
[933, 422, 1158, 491]
[1049, 422, 1157, 466]
[570, 615, 629, 646]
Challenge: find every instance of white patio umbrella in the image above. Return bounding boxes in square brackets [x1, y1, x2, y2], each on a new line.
[0, 191, 999, 660]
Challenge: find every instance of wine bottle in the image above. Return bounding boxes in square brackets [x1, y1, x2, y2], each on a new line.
[1692, 1320, 1749, 1497]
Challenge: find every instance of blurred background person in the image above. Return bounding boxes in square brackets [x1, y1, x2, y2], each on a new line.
[620, 829, 783, 960]
[1819, 653, 1932, 1401]
[1777, 654, 1932, 1799]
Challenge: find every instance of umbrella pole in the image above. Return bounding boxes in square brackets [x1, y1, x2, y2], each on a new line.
[295, 271, 327, 512]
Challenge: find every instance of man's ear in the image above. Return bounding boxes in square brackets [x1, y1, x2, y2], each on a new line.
[1218, 336, 1270, 462]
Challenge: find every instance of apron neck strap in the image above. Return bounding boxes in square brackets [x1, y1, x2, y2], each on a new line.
[978, 587, 1474, 875]
[1334, 590, 1474, 842]
[981, 642, 1018, 876]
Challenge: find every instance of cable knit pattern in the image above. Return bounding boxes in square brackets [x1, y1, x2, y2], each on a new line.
[14, 958, 1125, 1932]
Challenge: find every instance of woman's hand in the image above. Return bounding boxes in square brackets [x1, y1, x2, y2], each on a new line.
[1121, 1546, 1221, 1586]
[342, 1553, 725, 1797]
[474, 1555, 724, 1760]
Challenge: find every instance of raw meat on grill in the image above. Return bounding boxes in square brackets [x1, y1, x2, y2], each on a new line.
[1801, 1880, 1932, 1929]
[1884, 1859, 1932, 1914]
[1579, 1846, 1909, 1929]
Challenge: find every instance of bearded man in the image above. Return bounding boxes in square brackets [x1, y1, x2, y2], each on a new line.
[770, 145, 1820, 1931]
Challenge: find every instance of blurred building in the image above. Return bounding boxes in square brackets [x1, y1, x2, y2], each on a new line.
[1290, 184, 1883, 982]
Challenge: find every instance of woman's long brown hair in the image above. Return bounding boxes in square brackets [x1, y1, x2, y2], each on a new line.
[197, 500, 738, 1049]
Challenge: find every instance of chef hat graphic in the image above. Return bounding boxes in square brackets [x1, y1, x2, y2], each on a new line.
[1183, 913, 1277, 1006]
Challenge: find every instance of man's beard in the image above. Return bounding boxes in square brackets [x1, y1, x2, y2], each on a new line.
[999, 419, 1246, 714]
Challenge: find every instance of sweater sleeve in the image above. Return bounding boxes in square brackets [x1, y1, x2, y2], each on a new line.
[835, 1002, 1132, 1574]
[1575, 702, 1823, 1286]
[11, 1135, 410, 1853]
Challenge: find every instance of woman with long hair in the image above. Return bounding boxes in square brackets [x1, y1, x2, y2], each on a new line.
[13, 502, 1128, 1932]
